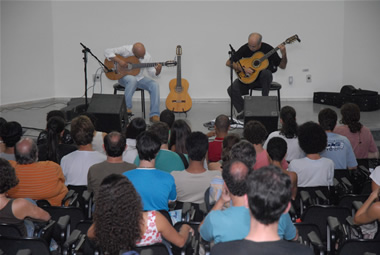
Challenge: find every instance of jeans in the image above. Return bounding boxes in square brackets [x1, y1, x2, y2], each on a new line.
[118, 75, 160, 117]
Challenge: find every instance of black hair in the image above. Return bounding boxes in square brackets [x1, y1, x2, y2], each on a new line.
[222, 159, 250, 196]
[221, 133, 241, 162]
[246, 165, 291, 225]
[169, 119, 191, 154]
[104, 132, 126, 157]
[0, 121, 23, 148]
[215, 114, 230, 133]
[148, 122, 169, 145]
[279, 106, 298, 138]
[340, 103, 362, 133]
[0, 158, 19, 193]
[46, 116, 65, 163]
[160, 109, 175, 128]
[228, 140, 256, 169]
[186, 132, 209, 161]
[136, 131, 161, 161]
[46, 110, 65, 122]
[243, 120, 268, 145]
[318, 108, 338, 131]
[125, 117, 146, 139]
[298, 121, 327, 154]
[267, 137, 287, 162]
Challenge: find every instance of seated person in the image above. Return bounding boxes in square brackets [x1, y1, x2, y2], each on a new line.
[267, 137, 298, 200]
[125, 131, 177, 211]
[208, 133, 241, 170]
[37, 110, 73, 145]
[207, 114, 230, 163]
[0, 117, 7, 154]
[123, 117, 146, 164]
[8, 138, 68, 206]
[370, 166, 380, 191]
[88, 174, 193, 254]
[160, 109, 175, 129]
[0, 158, 51, 237]
[288, 122, 334, 187]
[0, 121, 23, 161]
[200, 160, 297, 244]
[171, 132, 221, 204]
[318, 108, 357, 169]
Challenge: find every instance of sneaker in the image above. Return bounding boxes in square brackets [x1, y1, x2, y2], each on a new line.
[149, 115, 159, 123]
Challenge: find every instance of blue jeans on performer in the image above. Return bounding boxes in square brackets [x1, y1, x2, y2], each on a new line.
[118, 75, 160, 118]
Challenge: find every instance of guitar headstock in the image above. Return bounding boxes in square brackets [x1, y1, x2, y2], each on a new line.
[176, 45, 182, 56]
[285, 34, 301, 44]
[164, 60, 177, 67]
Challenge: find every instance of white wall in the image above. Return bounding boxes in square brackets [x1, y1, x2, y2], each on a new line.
[1, 1, 379, 105]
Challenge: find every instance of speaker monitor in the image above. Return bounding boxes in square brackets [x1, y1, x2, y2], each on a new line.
[87, 94, 128, 133]
[244, 96, 279, 134]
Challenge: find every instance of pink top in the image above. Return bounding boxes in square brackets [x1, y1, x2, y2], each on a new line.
[334, 125, 378, 159]
[253, 149, 289, 170]
[136, 211, 162, 246]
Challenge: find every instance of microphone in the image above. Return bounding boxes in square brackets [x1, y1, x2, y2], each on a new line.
[229, 44, 236, 54]
[80, 42, 91, 53]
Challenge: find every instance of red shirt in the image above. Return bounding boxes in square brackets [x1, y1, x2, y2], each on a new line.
[208, 137, 224, 162]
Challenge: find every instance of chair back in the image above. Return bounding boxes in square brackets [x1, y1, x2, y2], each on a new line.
[0, 223, 23, 237]
[134, 243, 170, 255]
[338, 239, 380, 255]
[0, 236, 50, 255]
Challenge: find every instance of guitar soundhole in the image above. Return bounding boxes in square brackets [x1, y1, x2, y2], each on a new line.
[175, 87, 183, 93]
[253, 60, 261, 68]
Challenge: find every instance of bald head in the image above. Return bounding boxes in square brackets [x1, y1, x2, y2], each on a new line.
[222, 159, 250, 196]
[132, 42, 146, 59]
[15, 138, 38, 164]
[248, 33, 262, 51]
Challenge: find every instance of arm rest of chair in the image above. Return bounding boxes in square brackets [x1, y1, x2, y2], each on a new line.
[352, 201, 363, 211]
[54, 215, 71, 246]
[63, 229, 82, 249]
[307, 231, 325, 251]
[61, 190, 75, 205]
[15, 250, 32, 255]
[315, 190, 329, 204]
[327, 216, 341, 232]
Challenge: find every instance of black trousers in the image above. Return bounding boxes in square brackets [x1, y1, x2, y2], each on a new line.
[227, 69, 273, 113]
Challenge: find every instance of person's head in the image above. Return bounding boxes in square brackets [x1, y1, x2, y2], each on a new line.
[47, 116, 65, 136]
[79, 112, 99, 131]
[246, 165, 292, 225]
[279, 106, 298, 138]
[0, 121, 23, 148]
[228, 140, 256, 169]
[0, 118, 7, 130]
[136, 131, 161, 161]
[70, 115, 95, 146]
[214, 114, 230, 134]
[15, 138, 38, 165]
[93, 174, 143, 254]
[243, 120, 268, 145]
[0, 158, 19, 194]
[125, 117, 146, 139]
[169, 119, 192, 154]
[298, 121, 327, 155]
[132, 42, 146, 59]
[267, 137, 287, 163]
[223, 159, 250, 197]
[46, 116, 66, 163]
[248, 33, 262, 51]
[186, 131, 208, 161]
[104, 132, 126, 158]
[221, 133, 241, 162]
[46, 110, 65, 122]
[340, 103, 362, 133]
[160, 109, 175, 129]
[318, 108, 338, 131]
[148, 121, 169, 145]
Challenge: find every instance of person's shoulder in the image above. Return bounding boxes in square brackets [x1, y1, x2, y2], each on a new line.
[211, 239, 246, 253]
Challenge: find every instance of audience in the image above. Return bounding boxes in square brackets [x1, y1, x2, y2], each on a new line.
[0, 121, 23, 161]
[61, 115, 106, 186]
[0, 118, 7, 153]
[318, 108, 357, 169]
[125, 131, 177, 211]
[354, 187, 380, 227]
[88, 174, 193, 254]
[211, 165, 312, 255]
[37, 110, 73, 145]
[122, 117, 147, 164]
[160, 109, 175, 129]
[171, 132, 221, 204]
[288, 121, 334, 187]
[264, 106, 304, 162]
[88, 131, 137, 201]
[334, 103, 379, 159]
[79, 112, 108, 155]
[207, 114, 230, 163]
[169, 119, 192, 156]
[7, 138, 68, 206]
[208, 133, 241, 170]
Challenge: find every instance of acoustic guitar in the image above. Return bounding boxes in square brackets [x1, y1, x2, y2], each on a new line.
[104, 55, 177, 80]
[166, 45, 192, 113]
[236, 34, 301, 84]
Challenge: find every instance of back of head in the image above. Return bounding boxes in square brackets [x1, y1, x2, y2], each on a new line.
[15, 138, 38, 164]
[221, 133, 241, 162]
[222, 159, 250, 196]
[104, 131, 126, 157]
[267, 137, 287, 162]
[279, 106, 298, 138]
[148, 121, 169, 145]
[94, 174, 142, 253]
[0, 158, 19, 194]
[243, 120, 268, 145]
[340, 103, 362, 133]
[70, 115, 95, 146]
[136, 131, 161, 161]
[246, 165, 291, 225]
[160, 109, 175, 128]
[318, 108, 337, 131]
[215, 114, 230, 133]
[46, 110, 65, 122]
[0, 121, 23, 148]
[298, 121, 327, 154]
[186, 131, 208, 161]
[229, 140, 256, 169]
[79, 112, 99, 130]
[46, 116, 66, 163]
[126, 117, 146, 139]
[169, 119, 192, 154]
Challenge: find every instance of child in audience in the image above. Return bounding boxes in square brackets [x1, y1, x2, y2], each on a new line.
[207, 114, 230, 163]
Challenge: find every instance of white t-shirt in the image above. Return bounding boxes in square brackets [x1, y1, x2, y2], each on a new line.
[264, 131, 305, 162]
[123, 138, 138, 164]
[370, 166, 380, 187]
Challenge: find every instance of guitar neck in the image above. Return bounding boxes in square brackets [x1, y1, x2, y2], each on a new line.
[130, 62, 165, 69]
[176, 55, 182, 86]
[260, 42, 285, 62]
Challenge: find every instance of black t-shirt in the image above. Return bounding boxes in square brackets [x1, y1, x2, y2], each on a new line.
[231, 42, 282, 73]
[211, 239, 314, 255]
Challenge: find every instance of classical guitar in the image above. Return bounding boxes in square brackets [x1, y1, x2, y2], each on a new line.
[236, 34, 301, 84]
[104, 55, 177, 80]
[166, 45, 192, 113]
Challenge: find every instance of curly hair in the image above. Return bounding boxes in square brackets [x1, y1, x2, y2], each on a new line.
[221, 133, 241, 163]
[243, 120, 268, 145]
[298, 121, 327, 154]
[125, 117, 146, 139]
[340, 103, 362, 133]
[0, 158, 19, 194]
[169, 119, 192, 154]
[267, 137, 287, 162]
[228, 140, 256, 169]
[279, 106, 298, 138]
[93, 174, 143, 254]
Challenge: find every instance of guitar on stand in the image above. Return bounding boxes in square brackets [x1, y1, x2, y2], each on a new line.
[166, 45, 192, 113]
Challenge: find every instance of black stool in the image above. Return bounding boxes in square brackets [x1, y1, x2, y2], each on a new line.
[249, 81, 282, 111]
[113, 83, 146, 119]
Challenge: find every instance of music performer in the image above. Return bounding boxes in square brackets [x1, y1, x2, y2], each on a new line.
[227, 33, 287, 119]
[104, 42, 162, 123]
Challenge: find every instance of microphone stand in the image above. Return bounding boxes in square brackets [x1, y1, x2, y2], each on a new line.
[228, 49, 236, 125]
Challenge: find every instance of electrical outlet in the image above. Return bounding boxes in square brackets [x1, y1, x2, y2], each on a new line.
[306, 74, 312, 83]
[93, 74, 101, 82]
[288, 76, 293, 85]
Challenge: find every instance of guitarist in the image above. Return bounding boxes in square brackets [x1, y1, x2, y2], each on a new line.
[226, 33, 287, 120]
[104, 42, 162, 123]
